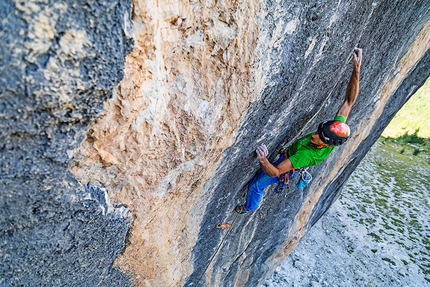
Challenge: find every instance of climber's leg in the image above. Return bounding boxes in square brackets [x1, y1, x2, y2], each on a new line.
[244, 170, 279, 211]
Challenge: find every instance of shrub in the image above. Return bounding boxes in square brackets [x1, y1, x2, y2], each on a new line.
[398, 129, 425, 145]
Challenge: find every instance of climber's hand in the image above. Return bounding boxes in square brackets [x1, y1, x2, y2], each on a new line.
[353, 48, 362, 70]
[256, 144, 269, 160]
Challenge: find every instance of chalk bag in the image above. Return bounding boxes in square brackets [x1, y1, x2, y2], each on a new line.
[296, 170, 312, 189]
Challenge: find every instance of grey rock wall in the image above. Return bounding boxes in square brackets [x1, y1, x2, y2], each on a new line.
[185, 1, 430, 286]
[0, 0, 133, 286]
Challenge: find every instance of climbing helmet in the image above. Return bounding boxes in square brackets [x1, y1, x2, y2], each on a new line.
[317, 120, 350, 146]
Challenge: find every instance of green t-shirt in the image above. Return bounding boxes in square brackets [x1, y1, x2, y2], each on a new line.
[287, 116, 346, 169]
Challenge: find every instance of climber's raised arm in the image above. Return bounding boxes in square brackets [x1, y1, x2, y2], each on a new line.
[235, 49, 364, 215]
[336, 48, 362, 120]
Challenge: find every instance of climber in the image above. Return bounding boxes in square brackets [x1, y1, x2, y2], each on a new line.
[235, 48, 363, 214]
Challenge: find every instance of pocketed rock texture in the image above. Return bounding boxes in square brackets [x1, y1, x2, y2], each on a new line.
[0, 0, 133, 286]
[1, 1, 430, 287]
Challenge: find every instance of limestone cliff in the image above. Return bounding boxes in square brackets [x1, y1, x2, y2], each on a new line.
[1, 0, 429, 287]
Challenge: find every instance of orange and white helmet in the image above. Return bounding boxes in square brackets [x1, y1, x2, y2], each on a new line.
[317, 120, 350, 146]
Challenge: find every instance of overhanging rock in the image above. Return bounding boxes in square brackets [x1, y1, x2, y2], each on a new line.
[1, 0, 429, 286]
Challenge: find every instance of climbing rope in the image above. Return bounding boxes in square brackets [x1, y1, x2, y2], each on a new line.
[194, 206, 244, 286]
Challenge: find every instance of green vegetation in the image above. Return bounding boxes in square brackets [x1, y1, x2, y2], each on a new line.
[382, 77, 430, 158]
[382, 257, 396, 266]
[382, 129, 429, 157]
[368, 232, 382, 242]
[413, 148, 421, 156]
[344, 123, 430, 284]
[380, 77, 430, 158]
[397, 129, 426, 145]
[383, 76, 430, 139]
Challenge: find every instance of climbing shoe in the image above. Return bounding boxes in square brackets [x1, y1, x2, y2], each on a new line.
[234, 205, 248, 214]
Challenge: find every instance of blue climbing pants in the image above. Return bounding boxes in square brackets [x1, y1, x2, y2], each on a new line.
[245, 170, 280, 211]
[245, 154, 285, 211]
[244, 154, 303, 211]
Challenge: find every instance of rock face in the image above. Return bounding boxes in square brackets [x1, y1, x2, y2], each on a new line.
[1, 1, 429, 287]
[0, 0, 133, 286]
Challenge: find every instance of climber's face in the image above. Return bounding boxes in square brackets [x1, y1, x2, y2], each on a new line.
[310, 132, 327, 147]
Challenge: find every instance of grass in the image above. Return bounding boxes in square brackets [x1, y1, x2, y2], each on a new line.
[382, 76, 430, 139]
[397, 129, 426, 145]
[382, 129, 429, 156]
[382, 257, 396, 266]
[380, 77, 430, 158]
[368, 232, 382, 242]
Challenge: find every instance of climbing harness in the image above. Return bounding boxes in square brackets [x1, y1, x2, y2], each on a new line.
[195, 205, 244, 286]
[275, 173, 288, 193]
[275, 168, 312, 193]
[273, 149, 312, 194]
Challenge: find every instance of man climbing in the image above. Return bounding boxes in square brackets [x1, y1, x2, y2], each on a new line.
[235, 48, 363, 214]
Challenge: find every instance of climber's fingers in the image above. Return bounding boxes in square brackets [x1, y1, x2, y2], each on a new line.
[353, 48, 362, 66]
[256, 144, 269, 159]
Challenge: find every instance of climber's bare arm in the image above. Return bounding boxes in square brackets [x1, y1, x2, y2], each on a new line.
[336, 48, 362, 120]
[256, 144, 294, 177]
